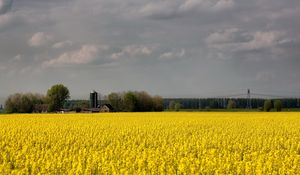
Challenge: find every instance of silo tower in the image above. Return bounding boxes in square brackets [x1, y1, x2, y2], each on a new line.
[90, 90, 98, 108]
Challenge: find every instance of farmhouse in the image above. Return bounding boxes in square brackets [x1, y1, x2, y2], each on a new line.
[99, 104, 114, 112]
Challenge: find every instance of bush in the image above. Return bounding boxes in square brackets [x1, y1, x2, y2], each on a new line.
[5, 93, 46, 113]
[274, 100, 282, 112]
[108, 91, 164, 112]
[75, 107, 82, 113]
[227, 100, 236, 109]
[264, 100, 272, 112]
[47, 84, 70, 112]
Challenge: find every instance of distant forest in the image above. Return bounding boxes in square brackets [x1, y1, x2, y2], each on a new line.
[163, 98, 300, 110]
[64, 98, 300, 111]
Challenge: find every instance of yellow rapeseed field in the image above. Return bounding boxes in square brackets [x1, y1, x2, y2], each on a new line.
[0, 112, 299, 174]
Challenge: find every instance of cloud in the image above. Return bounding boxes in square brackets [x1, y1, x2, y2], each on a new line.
[0, 12, 13, 28]
[212, 0, 235, 11]
[159, 49, 186, 60]
[43, 45, 100, 67]
[139, 1, 179, 20]
[139, 0, 235, 19]
[207, 29, 285, 53]
[111, 45, 153, 60]
[52, 40, 73, 49]
[256, 71, 275, 82]
[0, 11, 25, 32]
[13, 54, 21, 61]
[0, 0, 13, 15]
[206, 28, 252, 46]
[0, 64, 5, 71]
[28, 32, 53, 47]
[1, 0, 300, 98]
[238, 31, 283, 51]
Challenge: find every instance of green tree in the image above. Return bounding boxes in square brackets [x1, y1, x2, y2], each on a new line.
[123, 92, 138, 112]
[168, 101, 176, 110]
[174, 102, 181, 111]
[264, 100, 272, 112]
[227, 99, 237, 109]
[152, 96, 164, 111]
[108, 93, 123, 112]
[136, 91, 153, 112]
[5, 93, 46, 113]
[274, 100, 282, 112]
[47, 84, 70, 112]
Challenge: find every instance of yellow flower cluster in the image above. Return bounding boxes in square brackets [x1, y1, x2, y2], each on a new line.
[0, 112, 299, 174]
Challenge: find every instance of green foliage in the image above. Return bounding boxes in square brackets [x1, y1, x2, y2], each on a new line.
[108, 93, 123, 112]
[75, 107, 82, 113]
[174, 103, 181, 111]
[152, 96, 164, 112]
[108, 91, 163, 112]
[168, 101, 176, 110]
[264, 100, 273, 112]
[47, 84, 70, 112]
[227, 100, 237, 109]
[64, 100, 89, 110]
[274, 100, 282, 112]
[123, 92, 138, 112]
[136, 91, 153, 112]
[5, 93, 46, 113]
[169, 101, 181, 111]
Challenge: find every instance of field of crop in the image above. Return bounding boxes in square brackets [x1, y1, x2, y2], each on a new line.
[0, 112, 300, 174]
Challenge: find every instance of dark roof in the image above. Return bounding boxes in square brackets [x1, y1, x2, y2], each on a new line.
[100, 104, 114, 110]
[89, 108, 100, 112]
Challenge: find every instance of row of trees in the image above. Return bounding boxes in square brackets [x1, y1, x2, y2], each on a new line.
[164, 98, 298, 110]
[263, 100, 282, 112]
[5, 93, 46, 113]
[4, 85, 163, 113]
[5, 84, 70, 113]
[108, 91, 164, 112]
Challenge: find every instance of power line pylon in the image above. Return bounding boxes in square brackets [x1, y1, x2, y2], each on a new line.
[246, 89, 252, 109]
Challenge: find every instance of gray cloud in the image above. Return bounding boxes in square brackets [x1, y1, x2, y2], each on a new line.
[159, 49, 186, 61]
[28, 32, 53, 47]
[139, 0, 235, 20]
[111, 45, 154, 60]
[0, 0, 13, 15]
[0, 0, 300, 102]
[43, 45, 110, 67]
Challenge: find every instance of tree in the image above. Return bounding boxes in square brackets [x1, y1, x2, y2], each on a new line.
[152, 96, 164, 111]
[5, 93, 46, 113]
[169, 101, 176, 110]
[274, 100, 282, 112]
[47, 84, 70, 112]
[123, 92, 138, 112]
[264, 100, 272, 112]
[174, 102, 181, 111]
[108, 93, 123, 112]
[136, 91, 153, 112]
[227, 99, 237, 109]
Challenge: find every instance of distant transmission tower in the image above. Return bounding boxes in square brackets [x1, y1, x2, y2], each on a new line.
[246, 89, 252, 109]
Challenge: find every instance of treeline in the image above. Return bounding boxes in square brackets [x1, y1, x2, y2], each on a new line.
[5, 89, 163, 113]
[64, 91, 164, 112]
[107, 91, 164, 112]
[5, 93, 46, 113]
[5, 84, 70, 113]
[164, 98, 300, 110]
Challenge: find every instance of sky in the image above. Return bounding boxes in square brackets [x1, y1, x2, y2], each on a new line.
[0, 0, 300, 103]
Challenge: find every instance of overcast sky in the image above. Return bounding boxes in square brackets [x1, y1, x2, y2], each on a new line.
[0, 0, 300, 103]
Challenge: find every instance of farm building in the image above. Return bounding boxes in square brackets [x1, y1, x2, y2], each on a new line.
[100, 104, 114, 112]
